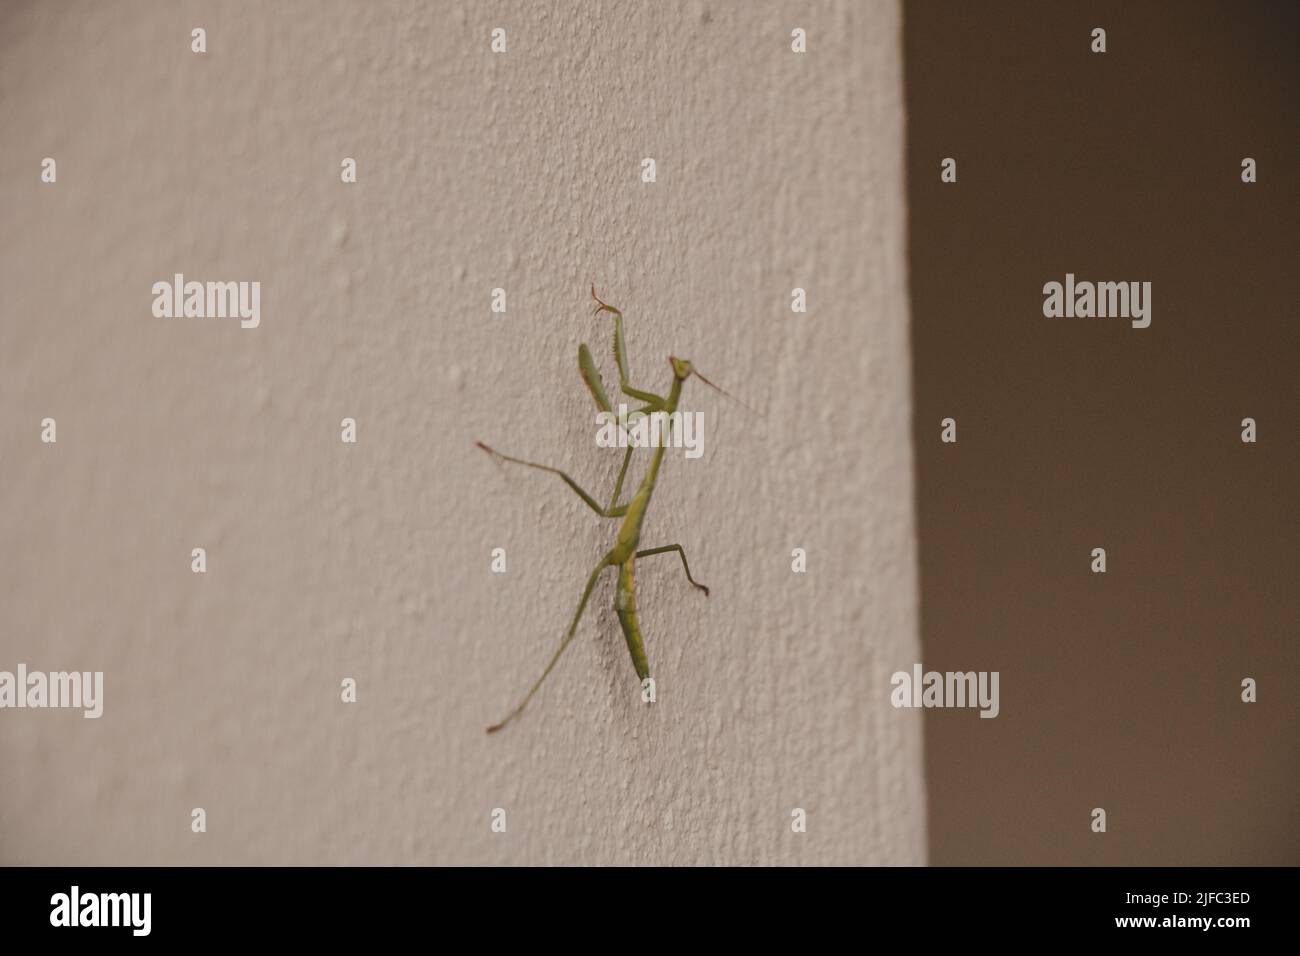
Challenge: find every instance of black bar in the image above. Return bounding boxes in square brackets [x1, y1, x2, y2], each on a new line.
[0, 866, 1285, 942]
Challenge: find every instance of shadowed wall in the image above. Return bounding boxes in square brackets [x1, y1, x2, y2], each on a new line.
[906, 0, 1299, 865]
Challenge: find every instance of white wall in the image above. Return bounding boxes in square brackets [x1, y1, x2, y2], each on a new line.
[0, 0, 923, 864]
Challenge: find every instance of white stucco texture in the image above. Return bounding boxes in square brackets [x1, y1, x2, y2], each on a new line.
[0, 0, 923, 864]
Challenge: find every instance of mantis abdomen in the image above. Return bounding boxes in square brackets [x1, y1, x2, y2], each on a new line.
[615, 557, 650, 681]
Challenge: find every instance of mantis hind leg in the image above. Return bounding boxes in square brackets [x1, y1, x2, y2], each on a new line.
[486, 559, 613, 734]
[636, 544, 709, 596]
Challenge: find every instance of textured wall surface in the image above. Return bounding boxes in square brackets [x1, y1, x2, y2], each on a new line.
[0, 0, 922, 864]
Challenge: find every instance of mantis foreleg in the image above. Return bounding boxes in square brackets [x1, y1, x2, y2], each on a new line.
[591, 286, 665, 409]
[580, 342, 645, 511]
[607, 445, 635, 511]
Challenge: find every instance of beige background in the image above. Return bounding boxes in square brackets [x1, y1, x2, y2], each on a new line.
[0, 1, 923, 864]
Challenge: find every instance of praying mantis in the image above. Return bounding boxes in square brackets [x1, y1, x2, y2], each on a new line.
[478, 286, 728, 734]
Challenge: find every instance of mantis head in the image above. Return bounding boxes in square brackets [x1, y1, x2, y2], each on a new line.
[673, 356, 761, 417]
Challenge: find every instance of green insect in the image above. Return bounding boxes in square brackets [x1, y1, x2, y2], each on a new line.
[479, 286, 728, 734]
